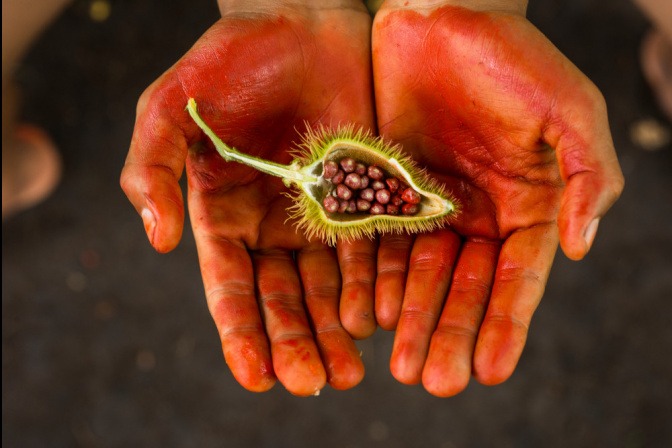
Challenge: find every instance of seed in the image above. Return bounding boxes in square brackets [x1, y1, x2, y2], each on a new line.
[338, 200, 349, 213]
[336, 184, 353, 200]
[344, 173, 362, 190]
[401, 187, 421, 204]
[370, 203, 386, 215]
[323, 195, 339, 213]
[386, 177, 400, 193]
[375, 189, 391, 204]
[402, 203, 419, 215]
[331, 170, 345, 185]
[357, 199, 371, 211]
[324, 159, 422, 217]
[360, 188, 375, 202]
[340, 157, 356, 173]
[323, 160, 339, 179]
[386, 204, 400, 215]
[367, 165, 384, 180]
[372, 180, 386, 190]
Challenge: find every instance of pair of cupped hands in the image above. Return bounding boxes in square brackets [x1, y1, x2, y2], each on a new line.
[120, 0, 623, 397]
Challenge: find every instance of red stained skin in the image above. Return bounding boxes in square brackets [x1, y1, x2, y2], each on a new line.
[374, 6, 596, 240]
[122, 7, 376, 395]
[274, 338, 326, 396]
[318, 334, 365, 389]
[222, 335, 275, 392]
[373, 4, 622, 393]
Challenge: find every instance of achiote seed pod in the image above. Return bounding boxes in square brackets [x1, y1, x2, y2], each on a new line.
[187, 98, 458, 245]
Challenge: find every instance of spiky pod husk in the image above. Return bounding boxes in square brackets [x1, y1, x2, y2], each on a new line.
[288, 125, 459, 246]
[185, 98, 458, 246]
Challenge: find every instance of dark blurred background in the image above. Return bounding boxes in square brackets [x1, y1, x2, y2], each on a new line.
[3, 0, 671, 446]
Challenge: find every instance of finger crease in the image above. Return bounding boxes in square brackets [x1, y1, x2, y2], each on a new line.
[273, 331, 315, 344]
[304, 285, 339, 299]
[378, 264, 407, 275]
[400, 307, 438, 324]
[342, 278, 374, 289]
[220, 324, 263, 340]
[314, 323, 344, 336]
[483, 313, 530, 333]
[496, 266, 543, 287]
[206, 283, 254, 303]
[259, 294, 301, 307]
[433, 323, 478, 339]
[450, 278, 492, 298]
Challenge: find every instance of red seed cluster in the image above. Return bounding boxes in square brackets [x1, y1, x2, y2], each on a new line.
[321, 158, 421, 216]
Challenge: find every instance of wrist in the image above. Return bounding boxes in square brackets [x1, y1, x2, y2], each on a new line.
[380, 0, 528, 15]
[217, 0, 369, 17]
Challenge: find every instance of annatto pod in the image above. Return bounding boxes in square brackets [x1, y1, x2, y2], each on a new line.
[187, 98, 458, 245]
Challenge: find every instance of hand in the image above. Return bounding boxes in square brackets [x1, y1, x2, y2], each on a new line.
[370, 1, 624, 396]
[120, 0, 376, 395]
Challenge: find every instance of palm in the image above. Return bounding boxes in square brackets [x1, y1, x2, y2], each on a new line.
[122, 6, 376, 395]
[174, 19, 365, 250]
[371, 5, 622, 395]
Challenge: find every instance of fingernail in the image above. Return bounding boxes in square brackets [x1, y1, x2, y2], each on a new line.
[584, 218, 600, 251]
[141, 208, 156, 246]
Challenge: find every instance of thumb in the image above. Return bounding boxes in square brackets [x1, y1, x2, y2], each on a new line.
[546, 87, 624, 260]
[120, 78, 191, 253]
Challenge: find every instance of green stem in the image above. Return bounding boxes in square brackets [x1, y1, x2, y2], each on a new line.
[186, 98, 317, 184]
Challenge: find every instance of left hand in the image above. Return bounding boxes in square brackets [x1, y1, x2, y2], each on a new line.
[370, 1, 624, 396]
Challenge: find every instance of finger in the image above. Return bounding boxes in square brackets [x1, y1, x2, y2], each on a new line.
[337, 237, 378, 339]
[253, 249, 327, 396]
[473, 223, 558, 385]
[375, 233, 414, 330]
[545, 89, 624, 260]
[120, 79, 191, 253]
[422, 239, 500, 397]
[297, 243, 365, 390]
[196, 236, 276, 392]
[389, 230, 461, 385]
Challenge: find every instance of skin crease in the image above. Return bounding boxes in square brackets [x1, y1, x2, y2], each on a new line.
[372, 3, 624, 396]
[121, 3, 376, 396]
